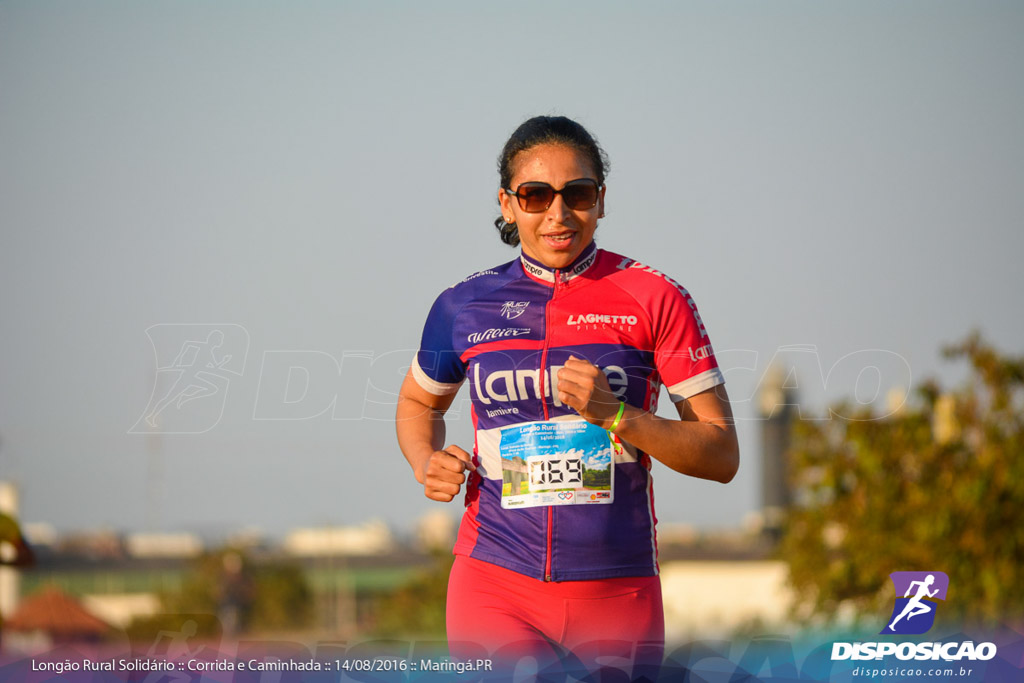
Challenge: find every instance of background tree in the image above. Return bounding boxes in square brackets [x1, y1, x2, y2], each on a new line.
[781, 333, 1024, 627]
[129, 548, 312, 639]
[247, 561, 312, 632]
[371, 551, 452, 638]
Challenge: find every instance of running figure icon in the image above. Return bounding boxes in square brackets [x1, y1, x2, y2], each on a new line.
[888, 574, 939, 631]
[145, 330, 232, 427]
[130, 324, 249, 435]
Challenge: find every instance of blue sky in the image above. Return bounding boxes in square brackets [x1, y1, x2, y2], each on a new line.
[1, 1, 1022, 539]
[581, 450, 611, 472]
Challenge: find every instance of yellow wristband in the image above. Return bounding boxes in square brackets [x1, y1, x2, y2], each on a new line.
[608, 401, 626, 433]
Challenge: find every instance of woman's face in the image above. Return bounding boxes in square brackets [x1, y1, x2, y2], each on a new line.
[499, 143, 605, 271]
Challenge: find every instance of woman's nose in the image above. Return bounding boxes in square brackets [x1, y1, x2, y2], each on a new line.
[547, 193, 571, 221]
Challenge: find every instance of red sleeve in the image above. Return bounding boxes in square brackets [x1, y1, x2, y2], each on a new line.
[652, 275, 723, 402]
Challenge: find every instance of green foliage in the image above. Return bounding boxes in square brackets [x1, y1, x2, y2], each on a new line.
[248, 562, 313, 631]
[159, 551, 239, 637]
[371, 551, 453, 638]
[582, 467, 610, 488]
[136, 548, 313, 636]
[124, 612, 220, 644]
[781, 333, 1024, 627]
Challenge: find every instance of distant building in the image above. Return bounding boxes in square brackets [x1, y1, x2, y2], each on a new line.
[658, 530, 790, 639]
[0, 482, 25, 621]
[932, 393, 959, 445]
[661, 560, 794, 640]
[757, 365, 797, 537]
[414, 511, 456, 551]
[21, 522, 58, 548]
[55, 529, 125, 559]
[125, 532, 203, 559]
[6, 585, 112, 649]
[224, 526, 268, 551]
[283, 521, 393, 557]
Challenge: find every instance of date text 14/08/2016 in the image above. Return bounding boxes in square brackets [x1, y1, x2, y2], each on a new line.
[339, 659, 494, 674]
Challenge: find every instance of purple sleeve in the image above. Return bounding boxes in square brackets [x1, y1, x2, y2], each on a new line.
[412, 290, 465, 395]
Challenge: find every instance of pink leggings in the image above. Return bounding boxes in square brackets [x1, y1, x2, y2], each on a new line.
[446, 555, 664, 679]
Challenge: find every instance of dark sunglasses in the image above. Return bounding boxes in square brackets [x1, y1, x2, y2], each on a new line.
[505, 178, 602, 213]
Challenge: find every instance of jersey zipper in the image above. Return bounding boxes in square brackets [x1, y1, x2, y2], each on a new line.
[538, 268, 562, 581]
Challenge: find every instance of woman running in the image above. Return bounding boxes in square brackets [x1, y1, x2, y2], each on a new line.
[396, 115, 739, 679]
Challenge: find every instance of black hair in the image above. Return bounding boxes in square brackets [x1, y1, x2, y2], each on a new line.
[494, 116, 609, 247]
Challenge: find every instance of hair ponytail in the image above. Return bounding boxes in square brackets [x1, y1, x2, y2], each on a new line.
[494, 216, 520, 246]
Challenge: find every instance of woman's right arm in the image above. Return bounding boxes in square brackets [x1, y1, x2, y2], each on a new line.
[396, 368, 475, 502]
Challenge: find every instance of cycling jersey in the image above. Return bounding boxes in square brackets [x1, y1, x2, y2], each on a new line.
[412, 242, 724, 581]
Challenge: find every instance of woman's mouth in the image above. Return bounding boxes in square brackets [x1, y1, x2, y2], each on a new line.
[543, 232, 575, 248]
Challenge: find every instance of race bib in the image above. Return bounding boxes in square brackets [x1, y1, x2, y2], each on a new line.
[499, 420, 616, 509]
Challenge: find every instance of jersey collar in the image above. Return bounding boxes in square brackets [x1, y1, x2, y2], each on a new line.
[520, 242, 599, 285]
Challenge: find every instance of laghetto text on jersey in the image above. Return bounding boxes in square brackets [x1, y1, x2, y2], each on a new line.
[412, 243, 724, 581]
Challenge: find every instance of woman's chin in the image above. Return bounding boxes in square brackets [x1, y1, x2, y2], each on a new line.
[526, 235, 591, 270]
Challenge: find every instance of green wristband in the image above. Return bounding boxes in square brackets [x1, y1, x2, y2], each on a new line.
[608, 401, 626, 433]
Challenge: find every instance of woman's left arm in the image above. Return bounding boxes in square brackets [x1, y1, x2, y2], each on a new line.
[557, 356, 739, 483]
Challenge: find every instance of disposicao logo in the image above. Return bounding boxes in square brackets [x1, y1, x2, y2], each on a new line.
[831, 570, 998, 663]
[881, 571, 948, 635]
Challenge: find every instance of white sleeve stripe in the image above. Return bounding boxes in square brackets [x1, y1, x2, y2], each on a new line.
[667, 368, 725, 402]
[411, 356, 463, 396]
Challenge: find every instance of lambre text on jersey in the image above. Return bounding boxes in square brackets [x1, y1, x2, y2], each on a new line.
[688, 344, 715, 362]
[472, 363, 629, 406]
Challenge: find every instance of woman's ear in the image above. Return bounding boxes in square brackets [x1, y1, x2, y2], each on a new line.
[499, 188, 515, 223]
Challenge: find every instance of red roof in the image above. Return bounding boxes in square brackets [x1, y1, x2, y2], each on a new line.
[6, 585, 111, 637]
